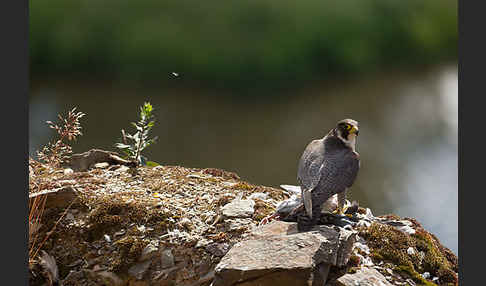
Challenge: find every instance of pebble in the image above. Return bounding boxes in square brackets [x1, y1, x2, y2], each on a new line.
[140, 243, 159, 261]
[114, 229, 126, 236]
[226, 218, 254, 232]
[354, 242, 370, 254]
[279, 184, 301, 195]
[94, 162, 110, 169]
[248, 192, 268, 200]
[365, 208, 374, 219]
[407, 247, 415, 255]
[115, 165, 130, 173]
[128, 260, 152, 280]
[221, 199, 255, 218]
[196, 238, 211, 248]
[160, 249, 175, 269]
[205, 242, 230, 257]
[179, 217, 193, 230]
[356, 219, 371, 228]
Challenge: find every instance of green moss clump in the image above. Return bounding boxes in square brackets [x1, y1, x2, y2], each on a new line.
[111, 236, 148, 272]
[360, 222, 457, 286]
[360, 223, 414, 267]
[370, 251, 384, 261]
[231, 182, 254, 191]
[347, 267, 358, 274]
[83, 193, 180, 240]
[412, 229, 458, 285]
[347, 255, 360, 268]
[380, 214, 402, 221]
[85, 200, 127, 241]
[437, 268, 458, 285]
[252, 199, 276, 222]
[393, 265, 437, 286]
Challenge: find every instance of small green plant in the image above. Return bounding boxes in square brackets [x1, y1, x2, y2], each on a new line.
[115, 102, 158, 166]
[37, 107, 85, 167]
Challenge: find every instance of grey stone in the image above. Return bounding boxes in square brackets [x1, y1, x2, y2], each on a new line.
[139, 242, 159, 261]
[378, 219, 416, 235]
[160, 249, 175, 269]
[96, 271, 123, 286]
[335, 267, 394, 286]
[205, 242, 231, 257]
[221, 199, 255, 218]
[365, 208, 374, 219]
[128, 260, 152, 280]
[248, 192, 268, 200]
[407, 247, 415, 255]
[67, 149, 135, 172]
[94, 162, 110, 169]
[336, 226, 358, 267]
[225, 218, 254, 232]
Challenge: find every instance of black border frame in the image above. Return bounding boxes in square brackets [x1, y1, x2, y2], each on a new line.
[8, 0, 468, 284]
[3, 0, 29, 284]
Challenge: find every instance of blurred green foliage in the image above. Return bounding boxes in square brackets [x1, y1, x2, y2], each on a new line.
[30, 0, 457, 87]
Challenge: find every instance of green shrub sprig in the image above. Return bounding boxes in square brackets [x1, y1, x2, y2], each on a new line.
[115, 102, 158, 166]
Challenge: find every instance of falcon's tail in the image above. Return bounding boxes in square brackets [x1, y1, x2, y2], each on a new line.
[302, 189, 313, 218]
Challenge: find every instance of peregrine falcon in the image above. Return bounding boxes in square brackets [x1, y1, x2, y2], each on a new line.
[297, 119, 360, 231]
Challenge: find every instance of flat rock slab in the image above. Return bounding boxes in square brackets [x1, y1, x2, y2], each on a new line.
[213, 221, 356, 286]
[335, 267, 393, 286]
[250, 221, 356, 267]
[29, 186, 78, 209]
[67, 149, 136, 172]
[221, 199, 255, 218]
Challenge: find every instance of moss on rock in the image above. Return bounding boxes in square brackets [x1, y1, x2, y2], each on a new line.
[359, 222, 457, 286]
[112, 236, 149, 272]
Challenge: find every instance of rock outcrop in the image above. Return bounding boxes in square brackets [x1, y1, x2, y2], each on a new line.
[213, 221, 356, 286]
[28, 152, 458, 286]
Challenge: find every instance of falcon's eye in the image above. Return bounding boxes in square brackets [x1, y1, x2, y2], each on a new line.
[345, 124, 352, 130]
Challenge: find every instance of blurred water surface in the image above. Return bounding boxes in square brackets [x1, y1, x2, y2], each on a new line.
[29, 64, 457, 253]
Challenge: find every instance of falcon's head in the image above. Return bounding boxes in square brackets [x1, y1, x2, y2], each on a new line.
[333, 119, 359, 151]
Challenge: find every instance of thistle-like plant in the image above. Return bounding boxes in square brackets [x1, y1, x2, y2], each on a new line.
[115, 102, 158, 166]
[37, 107, 85, 167]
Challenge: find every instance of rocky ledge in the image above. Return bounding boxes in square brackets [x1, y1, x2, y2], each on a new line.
[28, 150, 458, 286]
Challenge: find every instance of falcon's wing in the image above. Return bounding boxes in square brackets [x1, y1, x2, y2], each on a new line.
[297, 139, 326, 217]
[317, 150, 360, 196]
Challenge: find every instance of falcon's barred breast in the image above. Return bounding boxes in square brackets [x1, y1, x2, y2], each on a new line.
[297, 119, 360, 231]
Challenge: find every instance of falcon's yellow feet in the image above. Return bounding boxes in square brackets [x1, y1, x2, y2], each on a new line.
[332, 206, 345, 215]
[332, 205, 353, 217]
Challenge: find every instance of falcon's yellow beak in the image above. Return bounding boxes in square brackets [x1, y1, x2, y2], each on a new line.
[350, 125, 359, 135]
